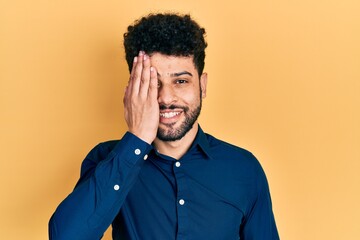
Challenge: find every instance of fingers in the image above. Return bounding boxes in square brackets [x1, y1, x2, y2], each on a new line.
[129, 51, 144, 95]
[123, 52, 159, 144]
[127, 51, 154, 98]
[139, 53, 151, 97]
[149, 66, 158, 100]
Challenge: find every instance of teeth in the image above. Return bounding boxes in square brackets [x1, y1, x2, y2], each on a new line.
[160, 112, 180, 118]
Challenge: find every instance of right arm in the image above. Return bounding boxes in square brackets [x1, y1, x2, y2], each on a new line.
[49, 51, 159, 239]
[49, 133, 151, 240]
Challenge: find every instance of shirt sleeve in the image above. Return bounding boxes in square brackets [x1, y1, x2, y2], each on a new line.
[48, 132, 152, 240]
[239, 157, 280, 240]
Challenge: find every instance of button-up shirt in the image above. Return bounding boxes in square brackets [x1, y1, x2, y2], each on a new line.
[49, 126, 279, 239]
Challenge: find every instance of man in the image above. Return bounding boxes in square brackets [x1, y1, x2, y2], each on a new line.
[49, 13, 279, 240]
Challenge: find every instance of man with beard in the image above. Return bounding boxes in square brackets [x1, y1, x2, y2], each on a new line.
[49, 13, 279, 240]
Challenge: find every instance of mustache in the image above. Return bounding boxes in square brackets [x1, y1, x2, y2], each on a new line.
[159, 104, 189, 111]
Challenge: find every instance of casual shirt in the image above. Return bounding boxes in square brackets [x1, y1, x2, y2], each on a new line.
[49, 126, 279, 239]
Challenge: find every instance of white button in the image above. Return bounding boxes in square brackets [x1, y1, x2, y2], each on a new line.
[179, 199, 185, 205]
[143, 154, 148, 160]
[175, 161, 181, 167]
[114, 184, 120, 191]
[134, 149, 141, 155]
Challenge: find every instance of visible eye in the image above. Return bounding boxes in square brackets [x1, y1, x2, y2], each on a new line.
[175, 79, 188, 84]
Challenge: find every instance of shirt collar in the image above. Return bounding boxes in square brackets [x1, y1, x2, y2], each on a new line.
[188, 125, 213, 160]
[150, 124, 213, 160]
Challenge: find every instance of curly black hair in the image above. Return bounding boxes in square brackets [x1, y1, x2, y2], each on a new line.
[123, 13, 207, 76]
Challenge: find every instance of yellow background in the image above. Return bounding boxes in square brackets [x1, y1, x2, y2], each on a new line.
[1, 0, 359, 239]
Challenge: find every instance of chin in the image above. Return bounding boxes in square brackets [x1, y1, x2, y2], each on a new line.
[157, 123, 194, 142]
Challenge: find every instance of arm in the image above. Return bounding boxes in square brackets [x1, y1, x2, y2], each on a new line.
[239, 158, 280, 240]
[49, 51, 159, 239]
[49, 133, 151, 240]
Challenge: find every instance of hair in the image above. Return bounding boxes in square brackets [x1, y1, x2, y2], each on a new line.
[123, 13, 207, 76]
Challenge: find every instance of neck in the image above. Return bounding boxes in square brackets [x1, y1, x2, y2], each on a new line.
[153, 123, 199, 160]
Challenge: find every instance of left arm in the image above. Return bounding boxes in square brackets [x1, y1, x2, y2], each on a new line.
[239, 159, 280, 239]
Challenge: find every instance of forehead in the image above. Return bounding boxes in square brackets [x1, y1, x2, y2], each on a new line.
[149, 53, 196, 76]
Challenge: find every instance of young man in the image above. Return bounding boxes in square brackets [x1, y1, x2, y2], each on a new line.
[49, 13, 279, 239]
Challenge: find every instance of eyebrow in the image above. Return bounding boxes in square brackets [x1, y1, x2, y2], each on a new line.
[157, 71, 193, 78]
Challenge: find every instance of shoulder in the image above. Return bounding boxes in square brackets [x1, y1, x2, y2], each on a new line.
[200, 133, 271, 207]
[204, 133, 265, 177]
[206, 133, 256, 162]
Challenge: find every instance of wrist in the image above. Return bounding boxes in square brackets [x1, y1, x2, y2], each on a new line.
[128, 129, 155, 145]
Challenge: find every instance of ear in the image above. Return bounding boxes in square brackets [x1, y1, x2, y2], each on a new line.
[200, 72, 208, 98]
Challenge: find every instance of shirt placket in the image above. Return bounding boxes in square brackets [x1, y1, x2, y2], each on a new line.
[173, 158, 190, 240]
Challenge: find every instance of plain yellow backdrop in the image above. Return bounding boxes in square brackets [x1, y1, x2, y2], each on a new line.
[1, 0, 359, 239]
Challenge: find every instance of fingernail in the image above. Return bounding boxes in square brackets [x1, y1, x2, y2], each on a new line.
[143, 54, 147, 61]
[139, 51, 144, 56]
[133, 57, 137, 62]
[150, 67, 154, 71]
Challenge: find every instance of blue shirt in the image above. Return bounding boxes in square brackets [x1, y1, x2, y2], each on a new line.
[49, 126, 279, 239]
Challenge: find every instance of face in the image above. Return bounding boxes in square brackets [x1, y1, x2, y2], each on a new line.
[150, 53, 207, 141]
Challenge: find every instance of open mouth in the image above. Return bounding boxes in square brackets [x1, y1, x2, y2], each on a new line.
[159, 110, 183, 125]
[159, 111, 181, 118]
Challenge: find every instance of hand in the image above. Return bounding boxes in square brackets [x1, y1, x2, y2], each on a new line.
[123, 51, 159, 144]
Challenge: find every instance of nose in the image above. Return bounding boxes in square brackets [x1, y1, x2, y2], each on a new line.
[157, 84, 177, 106]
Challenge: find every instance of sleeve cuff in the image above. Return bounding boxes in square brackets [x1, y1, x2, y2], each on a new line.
[110, 131, 153, 166]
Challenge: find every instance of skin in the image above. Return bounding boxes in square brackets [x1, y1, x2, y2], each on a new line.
[124, 51, 207, 159]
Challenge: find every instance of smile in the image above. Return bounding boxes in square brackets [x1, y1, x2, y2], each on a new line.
[159, 111, 181, 118]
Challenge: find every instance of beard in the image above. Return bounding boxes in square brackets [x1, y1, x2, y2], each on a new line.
[157, 99, 202, 142]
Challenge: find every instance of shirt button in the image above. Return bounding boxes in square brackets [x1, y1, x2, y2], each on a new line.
[114, 184, 120, 191]
[175, 161, 181, 167]
[179, 199, 185, 205]
[143, 154, 148, 160]
[134, 149, 141, 155]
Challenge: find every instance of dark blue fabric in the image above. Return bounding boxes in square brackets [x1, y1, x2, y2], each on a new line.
[49, 126, 279, 239]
